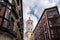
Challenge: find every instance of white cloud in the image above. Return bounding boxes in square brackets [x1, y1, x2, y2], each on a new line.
[23, 0, 60, 33]
[23, 7, 30, 33]
[38, 0, 58, 7]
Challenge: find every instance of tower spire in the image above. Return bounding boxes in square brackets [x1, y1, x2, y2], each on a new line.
[29, 17, 30, 20]
[28, 17, 31, 21]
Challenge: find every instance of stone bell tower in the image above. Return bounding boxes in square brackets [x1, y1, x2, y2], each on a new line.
[26, 17, 33, 40]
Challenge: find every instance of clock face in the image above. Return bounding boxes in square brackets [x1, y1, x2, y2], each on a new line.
[48, 10, 58, 18]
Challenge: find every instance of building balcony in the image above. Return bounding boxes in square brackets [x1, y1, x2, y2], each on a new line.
[48, 15, 59, 20]
[0, 2, 18, 19]
[50, 23, 60, 29]
[0, 25, 17, 37]
[0, 16, 17, 37]
[0, 1, 20, 37]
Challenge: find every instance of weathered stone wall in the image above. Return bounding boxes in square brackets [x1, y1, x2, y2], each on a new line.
[0, 33, 14, 40]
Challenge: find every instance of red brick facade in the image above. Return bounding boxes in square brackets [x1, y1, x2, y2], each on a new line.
[34, 6, 60, 40]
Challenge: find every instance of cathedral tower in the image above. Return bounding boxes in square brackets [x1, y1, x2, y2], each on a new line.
[26, 17, 33, 40]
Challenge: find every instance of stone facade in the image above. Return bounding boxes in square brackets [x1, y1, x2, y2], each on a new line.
[0, 32, 14, 40]
[30, 32, 34, 40]
[0, 0, 23, 40]
[24, 17, 33, 40]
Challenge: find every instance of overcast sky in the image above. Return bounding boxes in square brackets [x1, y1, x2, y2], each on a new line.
[23, 0, 60, 33]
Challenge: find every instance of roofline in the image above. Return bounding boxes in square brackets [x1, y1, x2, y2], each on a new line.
[33, 6, 59, 32]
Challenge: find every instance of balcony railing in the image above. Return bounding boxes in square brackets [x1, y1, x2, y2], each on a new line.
[50, 23, 60, 29]
[0, 2, 17, 37]
[0, 0, 23, 37]
[48, 15, 59, 19]
[0, 16, 17, 37]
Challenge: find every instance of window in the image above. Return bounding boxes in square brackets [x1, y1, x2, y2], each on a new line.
[0, 4, 2, 11]
[20, 18, 23, 22]
[51, 29, 54, 38]
[17, 22, 20, 28]
[12, 0, 16, 10]
[43, 23, 49, 39]
[45, 33, 49, 40]
[43, 24, 47, 33]
[31, 22, 32, 24]
[19, 10, 22, 17]
[16, 0, 19, 5]
[28, 28, 30, 30]
[51, 29, 58, 38]
[9, 17, 14, 31]
[27, 22, 30, 25]
[49, 21, 52, 27]
[48, 10, 58, 18]
[0, 3, 5, 12]
[31, 28, 32, 30]
[19, 10, 21, 16]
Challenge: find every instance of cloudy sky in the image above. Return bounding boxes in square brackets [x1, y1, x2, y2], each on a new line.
[23, 0, 60, 33]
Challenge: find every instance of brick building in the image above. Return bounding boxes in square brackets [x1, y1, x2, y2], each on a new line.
[0, 0, 23, 40]
[34, 6, 60, 40]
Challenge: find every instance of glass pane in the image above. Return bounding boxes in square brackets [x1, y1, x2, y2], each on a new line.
[48, 10, 58, 18]
[3, 19, 9, 28]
